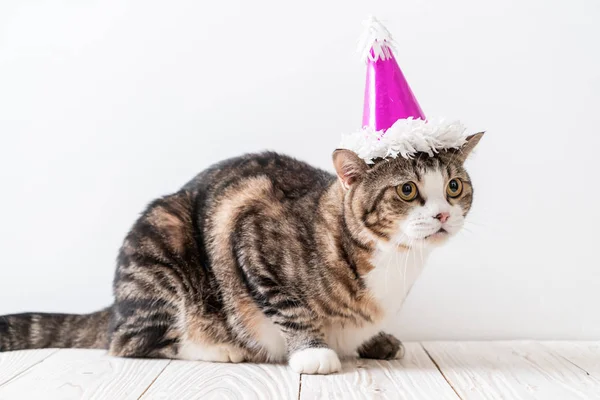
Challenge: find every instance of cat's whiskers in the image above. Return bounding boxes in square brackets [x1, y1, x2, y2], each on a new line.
[402, 238, 414, 295]
[383, 245, 393, 294]
[457, 231, 473, 240]
[464, 220, 487, 227]
[381, 236, 403, 294]
[389, 242, 401, 294]
[459, 226, 475, 235]
[462, 220, 491, 234]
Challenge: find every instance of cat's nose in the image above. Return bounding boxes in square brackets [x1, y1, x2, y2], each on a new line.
[435, 212, 450, 223]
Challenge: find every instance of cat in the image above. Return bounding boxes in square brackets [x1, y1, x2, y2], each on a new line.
[0, 133, 482, 374]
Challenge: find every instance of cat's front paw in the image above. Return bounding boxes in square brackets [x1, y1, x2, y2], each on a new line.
[358, 332, 404, 360]
[289, 348, 342, 374]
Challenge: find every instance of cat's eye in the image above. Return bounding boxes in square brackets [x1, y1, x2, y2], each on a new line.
[446, 178, 463, 198]
[397, 182, 418, 201]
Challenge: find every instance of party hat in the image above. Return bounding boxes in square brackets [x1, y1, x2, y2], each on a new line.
[360, 16, 425, 131]
[340, 17, 469, 163]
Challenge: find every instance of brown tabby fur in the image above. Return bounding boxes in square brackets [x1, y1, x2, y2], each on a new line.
[0, 136, 481, 364]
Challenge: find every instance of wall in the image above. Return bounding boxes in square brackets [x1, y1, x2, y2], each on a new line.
[1, 0, 598, 340]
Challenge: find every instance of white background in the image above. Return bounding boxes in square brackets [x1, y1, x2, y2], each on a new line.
[1, 0, 598, 340]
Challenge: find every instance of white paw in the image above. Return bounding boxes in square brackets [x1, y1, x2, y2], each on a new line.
[289, 348, 341, 374]
[394, 343, 405, 359]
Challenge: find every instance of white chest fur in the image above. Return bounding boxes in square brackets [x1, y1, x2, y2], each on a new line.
[367, 245, 429, 316]
[324, 245, 430, 357]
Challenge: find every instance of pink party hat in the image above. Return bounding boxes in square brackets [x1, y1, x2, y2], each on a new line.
[340, 17, 468, 163]
[360, 16, 425, 131]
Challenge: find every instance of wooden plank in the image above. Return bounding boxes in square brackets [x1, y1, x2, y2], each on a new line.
[300, 343, 459, 400]
[423, 341, 600, 400]
[140, 360, 300, 400]
[543, 341, 600, 378]
[0, 349, 58, 386]
[0, 349, 170, 400]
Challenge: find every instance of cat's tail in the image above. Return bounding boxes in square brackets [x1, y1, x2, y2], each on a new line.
[0, 307, 112, 352]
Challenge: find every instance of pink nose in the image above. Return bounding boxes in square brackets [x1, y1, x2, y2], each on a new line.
[435, 212, 450, 223]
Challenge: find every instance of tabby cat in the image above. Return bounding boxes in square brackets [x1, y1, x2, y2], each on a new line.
[0, 133, 482, 374]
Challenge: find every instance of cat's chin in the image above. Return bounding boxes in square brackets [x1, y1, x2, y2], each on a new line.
[423, 230, 451, 245]
[396, 230, 451, 248]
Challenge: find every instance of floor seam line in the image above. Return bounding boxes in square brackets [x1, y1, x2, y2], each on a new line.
[540, 343, 597, 379]
[0, 348, 62, 388]
[421, 343, 464, 400]
[558, 354, 594, 376]
[136, 359, 172, 400]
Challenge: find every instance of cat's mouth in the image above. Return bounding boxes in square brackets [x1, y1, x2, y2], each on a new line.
[424, 227, 447, 240]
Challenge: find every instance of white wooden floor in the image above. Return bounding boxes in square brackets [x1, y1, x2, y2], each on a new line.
[1, 342, 599, 399]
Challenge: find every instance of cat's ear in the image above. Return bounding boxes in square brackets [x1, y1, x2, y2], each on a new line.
[457, 132, 484, 163]
[332, 149, 368, 190]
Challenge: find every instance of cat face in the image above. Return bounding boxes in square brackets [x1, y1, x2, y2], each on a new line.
[333, 133, 483, 249]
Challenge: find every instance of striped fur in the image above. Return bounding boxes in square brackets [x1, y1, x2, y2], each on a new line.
[0, 134, 482, 374]
[0, 310, 110, 351]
